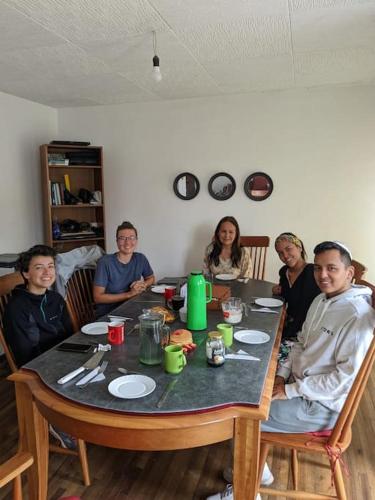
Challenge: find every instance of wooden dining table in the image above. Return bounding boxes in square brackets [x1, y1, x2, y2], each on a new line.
[9, 277, 284, 500]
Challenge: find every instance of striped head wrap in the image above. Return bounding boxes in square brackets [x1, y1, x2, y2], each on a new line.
[275, 233, 303, 250]
[275, 232, 306, 260]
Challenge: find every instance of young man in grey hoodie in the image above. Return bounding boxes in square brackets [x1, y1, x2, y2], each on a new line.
[208, 241, 374, 500]
[266, 241, 374, 433]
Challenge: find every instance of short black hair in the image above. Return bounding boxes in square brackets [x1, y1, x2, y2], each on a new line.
[313, 241, 352, 266]
[16, 245, 56, 281]
[116, 221, 138, 239]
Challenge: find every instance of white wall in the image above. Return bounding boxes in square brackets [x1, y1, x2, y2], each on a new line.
[0, 91, 57, 265]
[58, 86, 375, 284]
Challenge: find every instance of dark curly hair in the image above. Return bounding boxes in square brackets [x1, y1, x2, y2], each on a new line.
[207, 216, 242, 268]
[16, 245, 56, 282]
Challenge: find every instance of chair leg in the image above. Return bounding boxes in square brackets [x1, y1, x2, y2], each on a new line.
[13, 476, 22, 500]
[257, 443, 270, 488]
[291, 449, 299, 490]
[332, 460, 347, 500]
[77, 439, 91, 486]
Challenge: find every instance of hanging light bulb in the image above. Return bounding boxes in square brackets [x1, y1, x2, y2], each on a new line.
[152, 55, 162, 82]
[152, 31, 162, 82]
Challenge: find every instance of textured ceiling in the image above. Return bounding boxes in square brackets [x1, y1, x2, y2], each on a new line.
[0, 0, 374, 108]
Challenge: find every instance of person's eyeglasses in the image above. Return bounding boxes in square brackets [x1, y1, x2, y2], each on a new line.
[117, 236, 137, 242]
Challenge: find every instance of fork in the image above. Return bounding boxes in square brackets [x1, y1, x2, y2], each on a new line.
[78, 361, 108, 389]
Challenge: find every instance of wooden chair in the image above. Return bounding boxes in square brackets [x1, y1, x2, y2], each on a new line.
[0, 272, 90, 486]
[356, 279, 375, 308]
[0, 451, 33, 500]
[351, 259, 367, 283]
[0, 272, 23, 373]
[66, 268, 96, 331]
[258, 330, 375, 500]
[239, 236, 270, 280]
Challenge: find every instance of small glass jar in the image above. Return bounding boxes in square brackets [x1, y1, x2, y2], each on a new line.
[206, 331, 225, 367]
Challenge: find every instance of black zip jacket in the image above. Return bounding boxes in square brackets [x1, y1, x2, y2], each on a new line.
[3, 285, 73, 366]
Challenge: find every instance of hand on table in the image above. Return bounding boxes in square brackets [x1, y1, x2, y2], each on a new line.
[130, 280, 147, 294]
[272, 284, 282, 295]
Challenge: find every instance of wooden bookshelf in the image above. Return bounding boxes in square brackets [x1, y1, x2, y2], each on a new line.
[40, 144, 106, 252]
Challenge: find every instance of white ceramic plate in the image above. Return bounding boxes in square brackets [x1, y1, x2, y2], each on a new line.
[81, 322, 110, 335]
[255, 298, 283, 308]
[216, 274, 236, 281]
[151, 285, 167, 294]
[108, 375, 156, 399]
[234, 330, 270, 344]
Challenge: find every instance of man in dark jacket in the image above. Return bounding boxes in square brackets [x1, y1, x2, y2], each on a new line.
[4, 244, 73, 366]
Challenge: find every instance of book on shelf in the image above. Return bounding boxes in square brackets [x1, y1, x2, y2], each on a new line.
[64, 174, 71, 191]
[49, 159, 69, 165]
[50, 181, 65, 205]
[48, 153, 69, 166]
[51, 182, 57, 205]
[54, 183, 61, 205]
[59, 231, 96, 240]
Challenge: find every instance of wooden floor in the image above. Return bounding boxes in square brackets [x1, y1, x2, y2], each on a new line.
[0, 357, 374, 500]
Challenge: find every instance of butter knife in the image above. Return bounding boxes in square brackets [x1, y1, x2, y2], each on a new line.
[156, 379, 178, 408]
[77, 360, 108, 388]
[250, 307, 278, 314]
[108, 315, 133, 321]
[57, 351, 105, 384]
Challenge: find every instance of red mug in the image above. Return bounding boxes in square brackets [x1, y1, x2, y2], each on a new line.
[164, 286, 177, 303]
[108, 322, 125, 345]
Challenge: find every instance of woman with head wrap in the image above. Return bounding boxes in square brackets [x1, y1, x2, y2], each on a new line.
[272, 232, 320, 341]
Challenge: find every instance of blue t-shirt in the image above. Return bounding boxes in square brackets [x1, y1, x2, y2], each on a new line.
[94, 252, 154, 317]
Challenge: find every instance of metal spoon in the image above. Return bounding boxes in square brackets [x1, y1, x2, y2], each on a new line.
[118, 367, 142, 375]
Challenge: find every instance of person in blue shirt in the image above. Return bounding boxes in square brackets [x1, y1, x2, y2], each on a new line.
[93, 221, 155, 317]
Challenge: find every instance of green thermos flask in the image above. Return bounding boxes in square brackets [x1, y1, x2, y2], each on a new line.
[187, 271, 212, 330]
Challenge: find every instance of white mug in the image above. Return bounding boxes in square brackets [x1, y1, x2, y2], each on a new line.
[179, 306, 187, 323]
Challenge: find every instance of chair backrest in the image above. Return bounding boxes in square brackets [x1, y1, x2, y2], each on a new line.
[0, 272, 24, 373]
[351, 259, 367, 283]
[356, 279, 375, 308]
[329, 329, 375, 447]
[239, 236, 270, 280]
[66, 268, 96, 332]
[0, 451, 34, 499]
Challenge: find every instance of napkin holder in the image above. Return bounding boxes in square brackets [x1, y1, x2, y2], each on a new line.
[207, 284, 231, 311]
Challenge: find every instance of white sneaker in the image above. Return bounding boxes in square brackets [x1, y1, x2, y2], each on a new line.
[222, 462, 274, 486]
[207, 485, 233, 500]
[206, 484, 261, 500]
[262, 462, 274, 486]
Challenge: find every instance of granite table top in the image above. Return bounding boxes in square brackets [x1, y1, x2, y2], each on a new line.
[24, 277, 283, 416]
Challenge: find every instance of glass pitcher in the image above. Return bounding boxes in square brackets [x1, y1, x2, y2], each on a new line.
[138, 311, 170, 365]
[221, 297, 247, 324]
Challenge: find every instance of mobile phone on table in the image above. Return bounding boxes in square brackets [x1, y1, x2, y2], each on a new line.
[57, 343, 92, 353]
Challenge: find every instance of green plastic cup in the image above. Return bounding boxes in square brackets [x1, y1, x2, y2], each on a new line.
[216, 323, 233, 347]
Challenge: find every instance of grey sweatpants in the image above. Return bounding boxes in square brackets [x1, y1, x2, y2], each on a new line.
[225, 398, 338, 476]
[261, 397, 339, 433]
